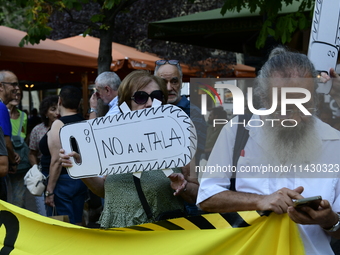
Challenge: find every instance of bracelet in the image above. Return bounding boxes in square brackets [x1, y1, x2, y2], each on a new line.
[88, 108, 97, 114]
[45, 191, 54, 197]
[323, 213, 340, 232]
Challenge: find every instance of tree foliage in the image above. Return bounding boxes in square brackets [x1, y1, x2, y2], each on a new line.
[0, 0, 316, 75]
[221, 0, 315, 48]
[3, 0, 140, 73]
[46, 0, 235, 74]
[0, 1, 26, 30]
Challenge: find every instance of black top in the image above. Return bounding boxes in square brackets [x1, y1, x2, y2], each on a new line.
[0, 127, 7, 201]
[39, 114, 84, 175]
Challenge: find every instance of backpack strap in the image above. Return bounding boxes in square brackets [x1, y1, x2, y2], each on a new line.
[230, 114, 252, 191]
[133, 175, 153, 219]
[17, 110, 25, 137]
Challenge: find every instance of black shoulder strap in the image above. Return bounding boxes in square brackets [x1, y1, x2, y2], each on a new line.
[230, 114, 252, 191]
[133, 175, 153, 219]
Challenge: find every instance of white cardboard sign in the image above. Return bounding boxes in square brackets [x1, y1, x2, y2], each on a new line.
[307, 0, 340, 94]
[59, 104, 197, 179]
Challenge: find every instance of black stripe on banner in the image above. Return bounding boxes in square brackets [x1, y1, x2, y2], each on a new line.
[185, 216, 216, 229]
[125, 226, 154, 231]
[220, 212, 250, 228]
[153, 220, 185, 230]
[257, 210, 272, 217]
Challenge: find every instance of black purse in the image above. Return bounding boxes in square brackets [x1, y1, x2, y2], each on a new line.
[133, 176, 186, 221]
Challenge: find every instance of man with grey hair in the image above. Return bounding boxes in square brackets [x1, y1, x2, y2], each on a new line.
[0, 70, 20, 172]
[88, 71, 121, 118]
[154, 60, 206, 164]
[0, 70, 20, 201]
[154, 60, 206, 216]
[197, 47, 340, 254]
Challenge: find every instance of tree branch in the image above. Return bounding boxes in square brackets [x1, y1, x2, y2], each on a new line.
[106, 0, 139, 23]
[63, 7, 100, 30]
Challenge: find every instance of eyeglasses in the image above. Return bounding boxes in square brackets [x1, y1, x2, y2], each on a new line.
[131, 90, 163, 105]
[1, 82, 19, 87]
[1, 82, 18, 94]
[272, 108, 315, 119]
[155, 60, 180, 66]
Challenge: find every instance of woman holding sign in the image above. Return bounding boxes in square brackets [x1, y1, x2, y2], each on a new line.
[60, 70, 199, 228]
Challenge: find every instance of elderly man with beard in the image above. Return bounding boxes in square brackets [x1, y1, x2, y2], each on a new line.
[88, 71, 121, 118]
[197, 47, 340, 255]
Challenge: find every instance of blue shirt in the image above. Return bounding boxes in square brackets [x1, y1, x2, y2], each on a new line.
[0, 102, 11, 137]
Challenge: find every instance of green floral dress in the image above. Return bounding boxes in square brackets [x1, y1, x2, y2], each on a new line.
[98, 168, 185, 228]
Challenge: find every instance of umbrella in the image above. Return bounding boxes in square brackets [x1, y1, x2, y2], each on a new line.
[0, 26, 98, 85]
[57, 35, 199, 76]
[148, 1, 311, 54]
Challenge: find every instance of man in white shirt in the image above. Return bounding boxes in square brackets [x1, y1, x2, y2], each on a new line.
[88, 71, 121, 118]
[197, 47, 340, 255]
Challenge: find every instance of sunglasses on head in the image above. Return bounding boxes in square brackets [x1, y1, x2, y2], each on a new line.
[155, 60, 180, 66]
[131, 90, 163, 105]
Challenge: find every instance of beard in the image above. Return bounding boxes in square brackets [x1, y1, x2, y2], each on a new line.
[263, 116, 321, 165]
[96, 98, 109, 117]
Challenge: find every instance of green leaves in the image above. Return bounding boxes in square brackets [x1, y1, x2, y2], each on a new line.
[91, 14, 105, 22]
[19, 25, 52, 46]
[222, 0, 314, 48]
[103, 0, 121, 9]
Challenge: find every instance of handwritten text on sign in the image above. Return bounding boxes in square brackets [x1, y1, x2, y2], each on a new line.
[60, 105, 197, 179]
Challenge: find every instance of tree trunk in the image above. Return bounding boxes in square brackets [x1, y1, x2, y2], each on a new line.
[97, 0, 138, 75]
[98, 11, 116, 74]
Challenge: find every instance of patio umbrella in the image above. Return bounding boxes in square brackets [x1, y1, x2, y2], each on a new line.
[0, 26, 98, 85]
[57, 35, 199, 76]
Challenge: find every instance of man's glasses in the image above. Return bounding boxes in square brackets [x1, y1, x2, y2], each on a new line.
[1, 82, 19, 94]
[1, 82, 19, 86]
[131, 90, 163, 105]
[155, 60, 180, 66]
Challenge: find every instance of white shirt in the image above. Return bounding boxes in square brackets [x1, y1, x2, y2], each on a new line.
[197, 115, 340, 255]
[106, 96, 120, 116]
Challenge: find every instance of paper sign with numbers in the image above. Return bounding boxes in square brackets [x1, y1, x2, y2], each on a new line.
[307, 0, 340, 94]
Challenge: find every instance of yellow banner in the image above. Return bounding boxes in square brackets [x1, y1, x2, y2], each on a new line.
[0, 200, 304, 255]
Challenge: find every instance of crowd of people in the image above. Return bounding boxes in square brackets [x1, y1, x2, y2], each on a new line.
[1, 47, 340, 253]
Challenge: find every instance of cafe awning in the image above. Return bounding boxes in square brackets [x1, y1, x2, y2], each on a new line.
[148, 2, 310, 54]
[57, 35, 199, 76]
[0, 26, 98, 85]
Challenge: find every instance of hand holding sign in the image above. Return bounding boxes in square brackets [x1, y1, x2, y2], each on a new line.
[60, 103, 197, 179]
[307, 0, 340, 94]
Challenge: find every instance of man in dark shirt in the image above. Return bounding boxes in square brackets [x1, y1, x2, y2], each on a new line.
[154, 60, 207, 215]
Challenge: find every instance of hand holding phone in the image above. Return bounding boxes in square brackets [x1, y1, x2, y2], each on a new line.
[293, 196, 322, 210]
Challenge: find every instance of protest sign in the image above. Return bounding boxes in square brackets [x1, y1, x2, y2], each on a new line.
[307, 0, 340, 94]
[60, 104, 197, 178]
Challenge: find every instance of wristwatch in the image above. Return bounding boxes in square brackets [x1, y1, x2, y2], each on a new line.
[88, 108, 97, 114]
[45, 191, 54, 197]
[324, 212, 340, 232]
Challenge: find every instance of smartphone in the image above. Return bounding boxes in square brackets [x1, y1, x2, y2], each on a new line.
[293, 196, 322, 210]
